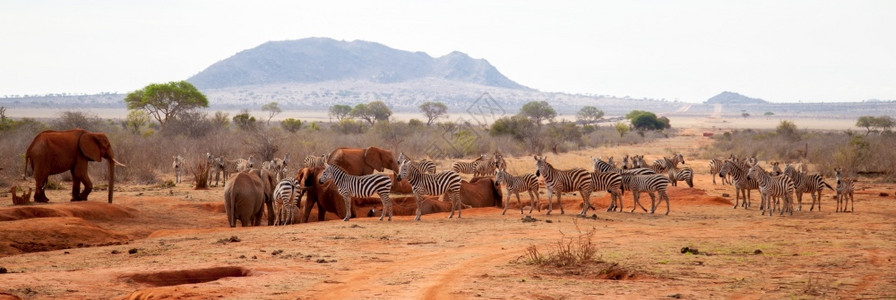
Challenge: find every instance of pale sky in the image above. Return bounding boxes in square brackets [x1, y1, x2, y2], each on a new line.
[1, 0, 893, 103]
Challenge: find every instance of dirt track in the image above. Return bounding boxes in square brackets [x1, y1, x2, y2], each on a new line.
[1, 132, 895, 299]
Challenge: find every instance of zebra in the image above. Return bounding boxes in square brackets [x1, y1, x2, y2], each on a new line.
[319, 163, 394, 221]
[620, 174, 671, 215]
[769, 161, 782, 176]
[271, 154, 290, 180]
[451, 154, 486, 175]
[719, 159, 760, 209]
[633, 155, 647, 168]
[591, 171, 624, 213]
[493, 151, 507, 170]
[650, 153, 684, 174]
[235, 155, 254, 172]
[746, 162, 795, 216]
[665, 157, 694, 188]
[708, 158, 731, 185]
[474, 155, 497, 177]
[784, 164, 833, 211]
[592, 157, 655, 176]
[206, 153, 228, 187]
[172, 155, 185, 184]
[534, 156, 594, 216]
[835, 168, 855, 212]
[272, 178, 302, 225]
[621, 155, 630, 169]
[397, 153, 436, 174]
[303, 154, 327, 168]
[397, 160, 463, 221]
[494, 168, 540, 215]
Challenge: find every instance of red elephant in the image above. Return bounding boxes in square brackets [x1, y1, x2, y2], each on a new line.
[24, 129, 125, 203]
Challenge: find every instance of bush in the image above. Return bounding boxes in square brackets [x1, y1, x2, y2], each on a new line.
[281, 118, 303, 133]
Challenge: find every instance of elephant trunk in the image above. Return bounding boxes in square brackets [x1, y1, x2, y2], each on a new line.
[108, 158, 115, 203]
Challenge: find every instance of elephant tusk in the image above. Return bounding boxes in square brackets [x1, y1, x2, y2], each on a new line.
[112, 158, 126, 167]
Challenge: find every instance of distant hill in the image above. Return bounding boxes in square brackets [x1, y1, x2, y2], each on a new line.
[704, 91, 768, 104]
[187, 37, 529, 90]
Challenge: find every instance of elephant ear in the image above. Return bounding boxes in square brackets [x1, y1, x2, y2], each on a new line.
[79, 133, 103, 162]
[363, 147, 385, 172]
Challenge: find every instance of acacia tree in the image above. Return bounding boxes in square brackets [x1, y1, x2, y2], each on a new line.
[261, 102, 282, 124]
[419, 101, 448, 126]
[519, 101, 557, 126]
[351, 101, 392, 125]
[124, 81, 208, 130]
[329, 104, 352, 121]
[576, 106, 604, 124]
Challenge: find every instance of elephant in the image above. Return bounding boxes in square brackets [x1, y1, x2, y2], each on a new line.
[223, 168, 277, 227]
[327, 146, 399, 177]
[24, 129, 125, 203]
[224, 171, 266, 227]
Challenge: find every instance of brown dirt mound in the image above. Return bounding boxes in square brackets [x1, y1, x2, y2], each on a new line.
[175, 202, 225, 213]
[0, 217, 129, 256]
[667, 187, 733, 206]
[0, 202, 135, 222]
[122, 266, 251, 287]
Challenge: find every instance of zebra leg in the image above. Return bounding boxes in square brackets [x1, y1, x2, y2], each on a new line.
[414, 193, 424, 221]
[454, 191, 463, 219]
[648, 192, 658, 214]
[613, 188, 623, 213]
[733, 187, 740, 209]
[501, 190, 510, 215]
[796, 192, 803, 212]
[448, 192, 457, 219]
[579, 191, 592, 216]
[661, 191, 670, 215]
[545, 190, 553, 215]
[516, 192, 524, 214]
[341, 194, 352, 221]
[527, 190, 537, 214]
[379, 192, 391, 221]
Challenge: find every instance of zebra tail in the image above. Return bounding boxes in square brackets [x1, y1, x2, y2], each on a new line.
[823, 182, 834, 190]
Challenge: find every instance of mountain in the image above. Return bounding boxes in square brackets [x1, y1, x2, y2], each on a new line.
[704, 91, 768, 104]
[187, 37, 529, 90]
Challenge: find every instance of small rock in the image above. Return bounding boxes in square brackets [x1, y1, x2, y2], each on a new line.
[0, 267, 7, 274]
[681, 247, 699, 255]
[545, 220, 553, 223]
[316, 259, 329, 263]
[252, 255, 257, 259]
[754, 249, 763, 255]
[521, 216, 537, 223]
[64, 251, 70, 255]
[239, 255, 246, 259]
[879, 192, 889, 197]
[668, 293, 681, 299]
[128, 248, 138, 254]
[111, 250, 120, 254]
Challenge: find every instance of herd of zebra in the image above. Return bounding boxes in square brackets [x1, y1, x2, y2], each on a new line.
[177, 149, 858, 225]
[709, 155, 856, 215]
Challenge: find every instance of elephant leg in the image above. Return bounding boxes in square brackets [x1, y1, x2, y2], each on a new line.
[33, 172, 50, 203]
[79, 174, 93, 201]
[300, 199, 314, 223]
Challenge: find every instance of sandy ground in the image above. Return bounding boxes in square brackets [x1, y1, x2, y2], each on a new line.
[1, 130, 894, 299]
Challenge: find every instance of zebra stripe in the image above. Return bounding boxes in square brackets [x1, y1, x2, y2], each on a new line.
[591, 171, 624, 213]
[784, 164, 833, 212]
[746, 163, 796, 216]
[720, 159, 760, 209]
[592, 157, 655, 175]
[835, 168, 855, 212]
[319, 163, 394, 221]
[451, 155, 485, 175]
[397, 161, 463, 221]
[709, 158, 731, 185]
[303, 154, 327, 168]
[206, 153, 228, 187]
[397, 153, 436, 174]
[620, 174, 672, 215]
[495, 169, 540, 215]
[663, 157, 693, 188]
[535, 156, 594, 216]
[272, 178, 301, 225]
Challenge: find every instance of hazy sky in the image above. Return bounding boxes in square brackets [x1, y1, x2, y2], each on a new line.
[1, 0, 893, 103]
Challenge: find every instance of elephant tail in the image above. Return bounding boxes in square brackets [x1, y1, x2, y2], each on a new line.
[22, 155, 30, 180]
